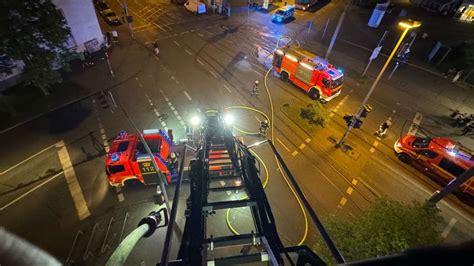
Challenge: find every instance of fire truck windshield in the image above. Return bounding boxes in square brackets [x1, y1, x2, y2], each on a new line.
[412, 137, 430, 148]
[332, 76, 343, 89]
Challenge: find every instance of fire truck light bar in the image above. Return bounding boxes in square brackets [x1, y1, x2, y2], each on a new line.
[143, 129, 160, 135]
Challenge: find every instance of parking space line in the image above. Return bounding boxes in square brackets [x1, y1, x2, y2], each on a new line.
[209, 70, 218, 79]
[223, 84, 232, 93]
[56, 141, 90, 220]
[196, 58, 205, 66]
[184, 49, 192, 55]
[183, 91, 192, 101]
[441, 218, 457, 238]
[173, 40, 181, 47]
[0, 171, 64, 211]
[276, 137, 291, 152]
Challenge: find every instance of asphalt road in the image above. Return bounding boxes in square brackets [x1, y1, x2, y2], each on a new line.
[0, 0, 472, 264]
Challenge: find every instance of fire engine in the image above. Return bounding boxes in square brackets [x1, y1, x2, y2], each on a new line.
[272, 46, 344, 102]
[105, 129, 178, 186]
[394, 135, 474, 200]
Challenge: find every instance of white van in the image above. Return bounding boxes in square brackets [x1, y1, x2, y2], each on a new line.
[184, 1, 206, 14]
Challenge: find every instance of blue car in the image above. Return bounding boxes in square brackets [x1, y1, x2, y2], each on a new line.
[272, 5, 295, 23]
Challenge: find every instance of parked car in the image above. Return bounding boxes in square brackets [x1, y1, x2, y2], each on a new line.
[272, 5, 295, 23]
[100, 9, 121, 25]
[95, 2, 109, 11]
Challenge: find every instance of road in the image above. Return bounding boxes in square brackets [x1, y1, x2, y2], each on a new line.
[0, 0, 472, 264]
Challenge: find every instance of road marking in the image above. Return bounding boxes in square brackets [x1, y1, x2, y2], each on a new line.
[115, 186, 124, 202]
[184, 49, 192, 55]
[346, 187, 354, 195]
[329, 113, 335, 117]
[0, 171, 64, 211]
[408, 112, 423, 136]
[276, 137, 291, 152]
[291, 150, 299, 157]
[305, 138, 311, 143]
[173, 40, 181, 47]
[56, 141, 90, 220]
[339, 197, 347, 206]
[183, 91, 193, 101]
[209, 70, 218, 79]
[352, 179, 358, 186]
[252, 69, 264, 77]
[255, 116, 261, 123]
[0, 143, 56, 175]
[197, 58, 205, 66]
[197, 33, 204, 37]
[223, 84, 232, 93]
[441, 218, 457, 238]
[369, 140, 379, 153]
[298, 143, 306, 150]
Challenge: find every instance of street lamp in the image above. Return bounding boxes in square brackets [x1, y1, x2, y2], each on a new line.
[336, 20, 421, 148]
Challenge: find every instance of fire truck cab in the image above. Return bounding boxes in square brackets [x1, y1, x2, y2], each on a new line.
[394, 135, 474, 201]
[105, 129, 176, 187]
[273, 46, 344, 102]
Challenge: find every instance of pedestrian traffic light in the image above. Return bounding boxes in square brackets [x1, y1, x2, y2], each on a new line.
[343, 114, 353, 127]
[353, 118, 363, 128]
[360, 104, 373, 118]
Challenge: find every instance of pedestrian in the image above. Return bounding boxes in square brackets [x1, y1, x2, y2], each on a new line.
[251, 80, 259, 96]
[153, 41, 160, 55]
[375, 117, 392, 137]
[461, 122, 474, 135]
[259, 120, 269, 136]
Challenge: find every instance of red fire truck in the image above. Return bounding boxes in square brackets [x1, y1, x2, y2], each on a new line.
[105, 129, 177, 186]
[272, 46, 344, 102]
[394, 135, 474, 201]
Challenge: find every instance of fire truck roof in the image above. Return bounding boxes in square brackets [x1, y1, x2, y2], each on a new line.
[279, 46, 343, 78]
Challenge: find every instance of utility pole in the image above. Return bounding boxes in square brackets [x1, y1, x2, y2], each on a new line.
[428, 167, 474, 204]
[336, 20, 421, 148]
[121, 0, 134, 38]
[362, 30, 388, 77]
[325, 5, 348, 59]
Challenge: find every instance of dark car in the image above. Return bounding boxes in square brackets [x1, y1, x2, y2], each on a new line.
[95, 2, 109, 11]
[100, 9, 121, 25]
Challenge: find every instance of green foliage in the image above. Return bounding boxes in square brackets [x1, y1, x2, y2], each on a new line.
[313, 199, 443, 264]
[0, 0, 73, 95]
[299, 103, 329, 128]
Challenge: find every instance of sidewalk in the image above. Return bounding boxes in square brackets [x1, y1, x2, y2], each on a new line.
[0, 25, 149, 133]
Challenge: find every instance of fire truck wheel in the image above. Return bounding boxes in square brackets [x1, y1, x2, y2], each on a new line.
[308, 88, 320, 100]
[280, 71, 289, 82]
[397, 153, 411, 164]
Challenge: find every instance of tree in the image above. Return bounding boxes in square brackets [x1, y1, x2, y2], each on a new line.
[0, 0, 72, 96]
[313, 199, 443, 264]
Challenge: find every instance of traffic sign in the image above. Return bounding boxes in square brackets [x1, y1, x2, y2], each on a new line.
[370, 46, 382, 60]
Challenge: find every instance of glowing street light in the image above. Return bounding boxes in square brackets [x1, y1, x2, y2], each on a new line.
[224, 113, 235, 125]
[190, 115, 201, 127]
[336, 20, 422, 148]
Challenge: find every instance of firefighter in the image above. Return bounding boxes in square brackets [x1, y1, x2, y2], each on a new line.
[251, 80, 259, 96]
[461, 121, 474, 136]
[259, 120, 269, 137]
[375, 117, 392, 138]
[153, 41, 160, 55]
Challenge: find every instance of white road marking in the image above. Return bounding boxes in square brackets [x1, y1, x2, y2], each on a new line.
[0, 171, 64, 211]
[276, 137, 291, 152]
[298, 143, 306, 150]
[209, 70, 218, 79]
[0, 143, 56, 175]
[115, 186, 124, 202]
[329, 113, 335, 117]
[197, 58, 205, 66]
[291, 150, 299, 156]
[346, 187, 354, 195]
[339, 197, 347, 206]
[56, 141, 90, 220]
[197, 33, 204, 37]
[408, 112, 423, 136]
[223, 84, 232, 93]
[184, 49, 192, 55]
[252, 69, 264, 77]
[255, 116, 261, 123]
[183, 91, 192, 101]
[441, 218, 457, 238]
[305, 138, 311, 143]
[173, 40, 181, 47]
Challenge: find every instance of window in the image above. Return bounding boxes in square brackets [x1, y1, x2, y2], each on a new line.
[412, 137, 430, 148]
[108, 165, 125, 174]
[321, 78, 330, 88]
[273, 53, 282, 68]
[415, 149, 438, 159]
[117, 141, 129, 152]
[137, 139, 162, 154]
[438, 158, 465, 177]
[332, 76, 343, 89]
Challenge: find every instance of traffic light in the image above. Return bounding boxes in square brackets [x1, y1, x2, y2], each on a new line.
[343, 114, 353, 127]
[360, 104, 373, 118]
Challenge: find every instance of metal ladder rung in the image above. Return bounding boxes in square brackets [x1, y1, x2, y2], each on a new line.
[209, 154, 230, 159]
[209, 252, 269, 265]
[209, 165, 234, 171]
[208, 185, 245, 192]
[203, 199, 255, 211]
[209, 159, 233, 165]
[206, 233, 260, 248]
[209, 174, 241, 180]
